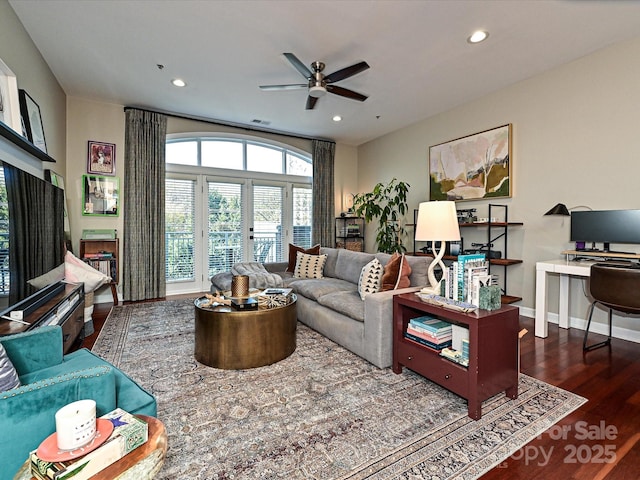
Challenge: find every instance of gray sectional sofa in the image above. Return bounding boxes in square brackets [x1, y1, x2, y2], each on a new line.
[212, 247, 432, 368]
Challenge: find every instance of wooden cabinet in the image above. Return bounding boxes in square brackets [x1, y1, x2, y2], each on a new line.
[0, 282, 85, 353]
[393, 292, 519, 420]
[335, 216, 364, 252]
[79, 239, 119, 304]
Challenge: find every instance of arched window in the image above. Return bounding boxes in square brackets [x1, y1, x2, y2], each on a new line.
[165, 135, 312, 295]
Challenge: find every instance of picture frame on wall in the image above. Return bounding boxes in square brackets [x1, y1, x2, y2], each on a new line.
[18, 89, 47, 153]
[87, 140, 116, 175]
[0, 57, 23, 134]
[429, 123, 512, 202]
[82, 174, 119, 216]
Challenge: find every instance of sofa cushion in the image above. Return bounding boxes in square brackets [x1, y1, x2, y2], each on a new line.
[358, 258, 383, 300]
[290, 277, 356, 301]
[0, 344, 20, 392]
[286, 243, 320, 272]
[319, 247, 340, 278]
[64, 251, 111, 292]
[334, 249, 376, 284]
[317, 290, 365, 322]
[294, 252, 327, 279]
[381, 253, 412, 291]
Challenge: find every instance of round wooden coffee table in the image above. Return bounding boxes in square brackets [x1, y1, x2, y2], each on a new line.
[194, 293, 297, 369]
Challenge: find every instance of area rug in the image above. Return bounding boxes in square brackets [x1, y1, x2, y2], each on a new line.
[93, 299, 586, 479]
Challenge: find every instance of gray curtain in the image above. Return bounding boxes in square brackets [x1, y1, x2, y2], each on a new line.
[3, 163, 65, 303]
[123, 109, 167, 301]
[311, 139, 335, 247]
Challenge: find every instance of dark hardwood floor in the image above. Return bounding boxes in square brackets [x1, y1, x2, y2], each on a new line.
[82, 299, 640, 479]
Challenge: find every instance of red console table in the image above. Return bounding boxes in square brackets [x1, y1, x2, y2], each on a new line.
[393, 292, 519, 420]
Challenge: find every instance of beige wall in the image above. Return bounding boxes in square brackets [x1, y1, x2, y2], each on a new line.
[0, 0, 66, 172]
[357, 36, 640, 339]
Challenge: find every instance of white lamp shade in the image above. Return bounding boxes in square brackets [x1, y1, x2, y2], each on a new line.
[415, 201, 461, 242]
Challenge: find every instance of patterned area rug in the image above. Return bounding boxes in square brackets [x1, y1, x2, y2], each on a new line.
[93, 299, 586, 479]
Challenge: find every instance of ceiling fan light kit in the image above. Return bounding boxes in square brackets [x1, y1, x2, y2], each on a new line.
[260, 52, 369, 109]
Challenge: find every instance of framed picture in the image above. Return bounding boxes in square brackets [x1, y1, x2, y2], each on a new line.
[18, 89, 47, 153]
[0, 57, 22, 134]
[83, 175, 119, 216]
[87, 140, 116, 175]
[45, 170, 71, 241]
[429, 124, 512, 201]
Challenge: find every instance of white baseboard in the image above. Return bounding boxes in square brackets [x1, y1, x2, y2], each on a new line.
[519, 307, 640, 344]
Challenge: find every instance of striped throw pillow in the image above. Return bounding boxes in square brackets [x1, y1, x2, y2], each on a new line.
[0, 344, 20, 393]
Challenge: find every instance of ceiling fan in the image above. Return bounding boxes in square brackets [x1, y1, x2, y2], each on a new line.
[260, 53, 370, 110]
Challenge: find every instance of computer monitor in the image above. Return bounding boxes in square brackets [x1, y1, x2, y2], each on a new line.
[570, 209, 640, 252]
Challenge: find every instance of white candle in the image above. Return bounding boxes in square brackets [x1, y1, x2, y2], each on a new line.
[55, 399, 97, 451]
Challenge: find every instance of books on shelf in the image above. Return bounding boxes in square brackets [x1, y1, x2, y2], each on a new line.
[440, 254, 491, 307]
[405, 316, 453, 350]
[30, 408, 148, 480]
[82, 258, 116, 279]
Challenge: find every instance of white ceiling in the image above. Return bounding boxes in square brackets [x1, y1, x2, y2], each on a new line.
[9, 0, 640, 146]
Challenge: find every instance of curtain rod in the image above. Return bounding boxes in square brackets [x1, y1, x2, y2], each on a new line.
[124, 106, 335, 144]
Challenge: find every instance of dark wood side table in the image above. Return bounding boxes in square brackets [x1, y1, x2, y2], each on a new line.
[393, 292, 519, 420]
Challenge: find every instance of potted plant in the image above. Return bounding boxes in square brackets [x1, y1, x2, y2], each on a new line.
[352, 178, 410, 254]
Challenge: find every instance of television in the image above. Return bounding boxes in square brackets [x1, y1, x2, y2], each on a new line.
[570, 209, 640, 253]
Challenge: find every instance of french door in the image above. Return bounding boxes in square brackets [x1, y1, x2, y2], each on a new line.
[166, 175, 309, 295]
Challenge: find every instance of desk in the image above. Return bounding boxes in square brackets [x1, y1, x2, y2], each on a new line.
[535, 259, 592, 337]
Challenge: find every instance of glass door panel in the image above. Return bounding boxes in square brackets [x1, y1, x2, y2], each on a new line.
[207, 181, 243, 278]
[253, 185, 283, 263]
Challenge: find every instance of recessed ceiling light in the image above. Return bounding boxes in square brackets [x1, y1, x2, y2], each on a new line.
[333, 115, 342, 122]
[171, 78, 186, 87]
[467, 30, 489, 44]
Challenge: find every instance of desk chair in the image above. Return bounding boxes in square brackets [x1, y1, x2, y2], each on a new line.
[584, 263, 640, 351]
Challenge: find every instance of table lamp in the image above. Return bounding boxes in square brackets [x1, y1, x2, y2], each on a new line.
[415, 201, 461, 294]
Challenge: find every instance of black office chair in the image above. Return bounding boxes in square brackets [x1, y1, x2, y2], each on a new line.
[584, 263, 640, 351]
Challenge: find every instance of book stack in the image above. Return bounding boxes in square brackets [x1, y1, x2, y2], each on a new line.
[82, 257, 116, 279]
[404, 316, 452, 350]
[30, 409, 148, 480]
[440, 253, 491, 307]
[440, 324, 470, 367]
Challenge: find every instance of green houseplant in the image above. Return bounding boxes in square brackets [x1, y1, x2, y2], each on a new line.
[352, 178, 410, 254]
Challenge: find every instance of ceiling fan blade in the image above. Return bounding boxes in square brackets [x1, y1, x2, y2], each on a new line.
[259, 84, 307, 91]
[284, 53, 312, 79]
[326, 85, 368, 102]
[306, 96, 319, 110]
[324, 61, 370, 83]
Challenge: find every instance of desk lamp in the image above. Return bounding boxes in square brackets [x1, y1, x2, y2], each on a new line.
[415, 201, 461, 294]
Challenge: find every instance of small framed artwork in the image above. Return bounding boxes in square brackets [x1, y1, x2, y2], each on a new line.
[87, 140, 116, 175]
[18, 89, 47, 153]
[429, 124, 511, 201]
[83, 174, 119, 216]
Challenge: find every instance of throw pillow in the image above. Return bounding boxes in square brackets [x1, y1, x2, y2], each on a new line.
[0, 343, 20, 393]
[381, 252, 412, 291]
[358, 258, 383, 300]
[27, 263, 65, 289]
[286, 243, 320, 272]
[294, 252, 327, 279]
[64, 251, 112, 292]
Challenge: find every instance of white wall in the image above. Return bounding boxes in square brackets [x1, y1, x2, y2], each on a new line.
[357, 36, 640, 339]
[0, 0, 66, 171]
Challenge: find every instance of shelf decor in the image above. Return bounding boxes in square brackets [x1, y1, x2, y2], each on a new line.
[0, 57, 22, 134]
[87, 140, 116, 175]
[429, 124, 511, 201]
[18, 89, 47, 153]
[82, 174, 119, 216]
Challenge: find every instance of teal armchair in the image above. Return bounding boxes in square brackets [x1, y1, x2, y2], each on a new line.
[0, 326, 157, 480]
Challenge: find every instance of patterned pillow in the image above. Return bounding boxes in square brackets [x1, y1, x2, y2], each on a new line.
[294, 252, 327, 279]
[358, 258, 383, 300]
[381, 252, 412, 291]
[0, 343, 20, 393]
[286, 244, 320, 272]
